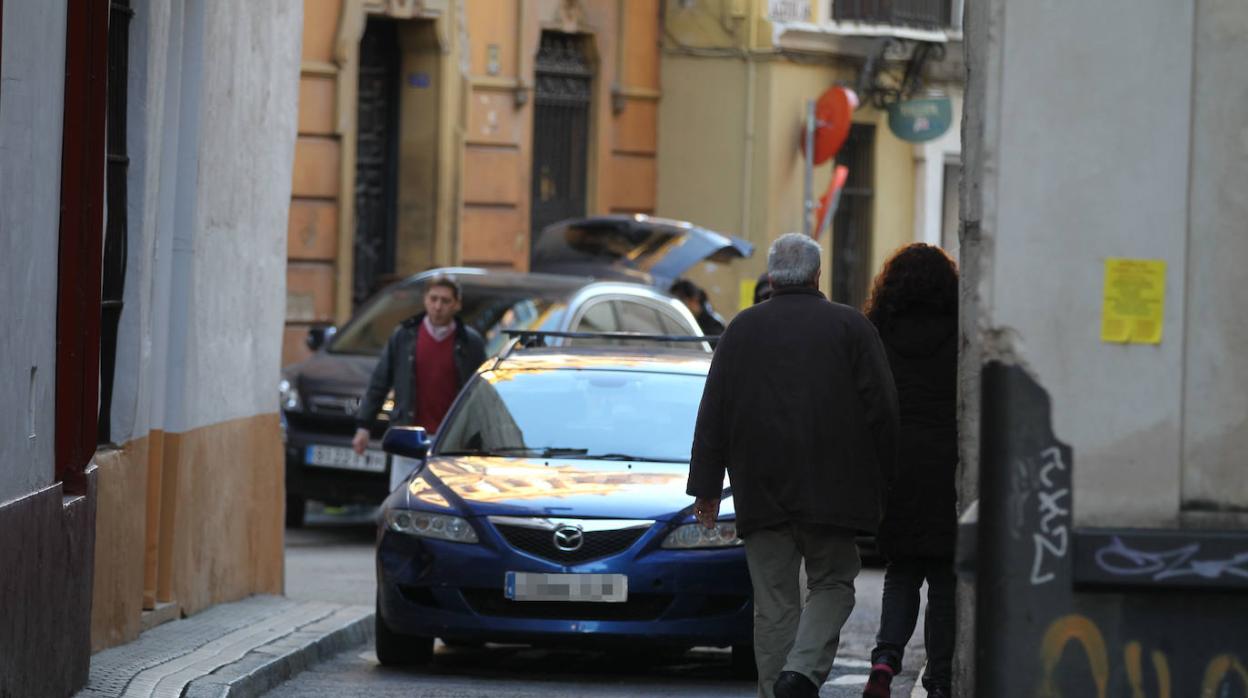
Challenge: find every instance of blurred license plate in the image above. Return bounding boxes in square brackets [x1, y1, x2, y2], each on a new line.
[505, 572, 628, 603]
[305, 445, 386, 473]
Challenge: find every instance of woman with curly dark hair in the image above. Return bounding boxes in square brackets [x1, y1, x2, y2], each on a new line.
[860, 243, 959, 698]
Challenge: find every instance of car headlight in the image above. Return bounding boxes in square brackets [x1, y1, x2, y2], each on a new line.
[279, 378, 301, 412]
[385, 510, 479, 544]
[661, 521, 743, 549]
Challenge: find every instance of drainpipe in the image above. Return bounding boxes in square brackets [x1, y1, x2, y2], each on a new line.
[612, 0, 627, 115]
[740, 3, 757, 244]
[514, 1, 528, 107]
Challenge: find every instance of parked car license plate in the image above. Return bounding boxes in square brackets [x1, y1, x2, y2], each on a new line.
[504, 572, 628, 603]
[305, 445, 386, 473]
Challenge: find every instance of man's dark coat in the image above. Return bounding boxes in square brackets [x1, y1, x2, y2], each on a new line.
[687, 286, 899, 538]
[355, 313, 486, 430]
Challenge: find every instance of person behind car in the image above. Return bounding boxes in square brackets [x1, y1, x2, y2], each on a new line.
[670, 278, 727, 338]
[352, 275, 486, 456]
[860, 244, 959, 698]
[753, 271, 773, 304]
[686, 233, 899, 698]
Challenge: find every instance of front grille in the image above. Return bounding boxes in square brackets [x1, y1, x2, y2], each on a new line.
[460, 588, 672, 621]
[399, 585, 442, 608]
[493, 524, 648, 564]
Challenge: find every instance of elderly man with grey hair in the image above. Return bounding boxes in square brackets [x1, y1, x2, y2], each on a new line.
[687, 233, 899, 698]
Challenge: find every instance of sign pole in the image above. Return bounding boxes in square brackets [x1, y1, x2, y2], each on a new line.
[803, 99, 816, 237]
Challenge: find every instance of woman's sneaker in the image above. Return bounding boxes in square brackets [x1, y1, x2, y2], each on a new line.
[862, 663, 894, 698]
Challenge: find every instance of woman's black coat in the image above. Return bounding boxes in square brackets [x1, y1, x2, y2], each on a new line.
[874, 308, 959, 559]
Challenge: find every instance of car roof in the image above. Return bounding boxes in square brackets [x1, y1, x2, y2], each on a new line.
[390, 267, 602, 297]
[484, 347, 712, 376]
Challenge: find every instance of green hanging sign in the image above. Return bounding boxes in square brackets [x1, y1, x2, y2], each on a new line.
[887, 97, 953, 143]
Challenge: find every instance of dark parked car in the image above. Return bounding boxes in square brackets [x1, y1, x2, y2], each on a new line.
[279, 216, 753, 527]
[281, 271, 710, 526]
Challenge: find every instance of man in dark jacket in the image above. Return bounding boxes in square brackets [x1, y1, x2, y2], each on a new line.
[687, 233, 899, 698]
[352, 275, 486, 457]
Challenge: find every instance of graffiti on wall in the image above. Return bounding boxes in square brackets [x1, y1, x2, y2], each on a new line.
[1093, 536, 1248, 584]
[1006, 442, 1071, 586]
[1040, 613, 1248, 698]
[977, 363, 1248, 696]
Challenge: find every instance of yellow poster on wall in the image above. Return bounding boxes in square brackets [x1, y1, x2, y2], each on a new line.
[739, 279, 756, 311]
[1101, 258, 1166, 344]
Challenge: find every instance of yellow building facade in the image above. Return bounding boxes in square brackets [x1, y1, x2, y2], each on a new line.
[656, 0, 965, 318]
[285, 0, 662, 365]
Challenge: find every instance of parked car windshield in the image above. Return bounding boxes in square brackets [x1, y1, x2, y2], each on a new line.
[437, 368, 705, 463]
[329, 283, 568, 356]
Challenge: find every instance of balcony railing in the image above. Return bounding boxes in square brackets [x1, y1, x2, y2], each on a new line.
[833, 0, 953, 28]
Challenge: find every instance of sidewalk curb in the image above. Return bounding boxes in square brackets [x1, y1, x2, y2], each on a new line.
[182, 608, 373, 698]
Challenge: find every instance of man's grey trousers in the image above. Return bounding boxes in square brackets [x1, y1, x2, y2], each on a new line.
[743, 523, 861, 698]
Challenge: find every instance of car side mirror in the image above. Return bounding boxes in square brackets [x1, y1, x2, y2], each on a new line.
[382, 426, 430, 460]
[306, 325, 336, 351]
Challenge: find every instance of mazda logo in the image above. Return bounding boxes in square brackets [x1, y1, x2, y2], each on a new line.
[552, 524, 584, 552]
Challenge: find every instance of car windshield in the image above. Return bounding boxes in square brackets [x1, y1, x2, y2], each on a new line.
[437, 369, 704, 463]
[329, 281, 568, 356]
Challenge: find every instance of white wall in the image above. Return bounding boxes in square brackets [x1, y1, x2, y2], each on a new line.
[913, 90, 962, 250]
[0, 0, 67, 503]
[972, 0, 1248, 526]
[1180, 0, 1248, 519]
[108, 0, 302, 442]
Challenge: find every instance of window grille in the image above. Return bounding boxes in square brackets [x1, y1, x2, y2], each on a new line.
[98, 0, 133, 444]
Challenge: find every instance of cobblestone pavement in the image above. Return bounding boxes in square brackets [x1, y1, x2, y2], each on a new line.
[262, 642, 916, 698]
[77, 596, 370, 698]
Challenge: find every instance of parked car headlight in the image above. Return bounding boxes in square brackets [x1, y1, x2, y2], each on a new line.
[385, 510, 479, 544]
[661, 521, 743, 549]
[278, 378, 301, 412]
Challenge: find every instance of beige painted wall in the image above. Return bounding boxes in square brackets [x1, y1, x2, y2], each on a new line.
[459, 0, 661, 269]
[93, 348, 288, 652]
[868, 109, 918, 275]
[165, 415, 285, 615]
[395, 21, 445, 276]
[284, 0, 661, 363]
[658, 49, 920, 321]
[655, 55, 749, 318]
[91, 440, 149, 651]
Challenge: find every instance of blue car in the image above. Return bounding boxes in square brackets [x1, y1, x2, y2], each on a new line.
[373, 343, 754, 675]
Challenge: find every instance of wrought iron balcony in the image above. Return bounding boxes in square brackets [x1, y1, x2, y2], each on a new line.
[833, 0, 953, 28]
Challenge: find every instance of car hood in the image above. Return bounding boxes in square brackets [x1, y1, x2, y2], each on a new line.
[285, 350, 377, 396]
[531, 215, 754, 288]
[401, 455, 727, 521]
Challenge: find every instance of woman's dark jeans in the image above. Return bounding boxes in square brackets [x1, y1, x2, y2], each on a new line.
[870, 555, 955, 692]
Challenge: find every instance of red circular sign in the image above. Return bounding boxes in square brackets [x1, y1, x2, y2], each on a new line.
[801, 86, 858, 165]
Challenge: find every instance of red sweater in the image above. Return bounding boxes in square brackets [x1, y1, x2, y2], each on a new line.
[413, 323, 458, 435]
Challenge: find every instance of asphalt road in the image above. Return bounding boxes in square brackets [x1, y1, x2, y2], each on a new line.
[276, 505, 926, 697]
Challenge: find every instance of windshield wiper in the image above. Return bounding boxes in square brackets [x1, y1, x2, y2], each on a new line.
[580, 453, 684, 463]
[437, 446, 589, 458]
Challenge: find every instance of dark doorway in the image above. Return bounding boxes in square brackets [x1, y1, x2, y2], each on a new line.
[831, 124, 876, 309]
[55, 0, 109, 494]
[530, 32, 592, 255]
[353, 18, 401, 307]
